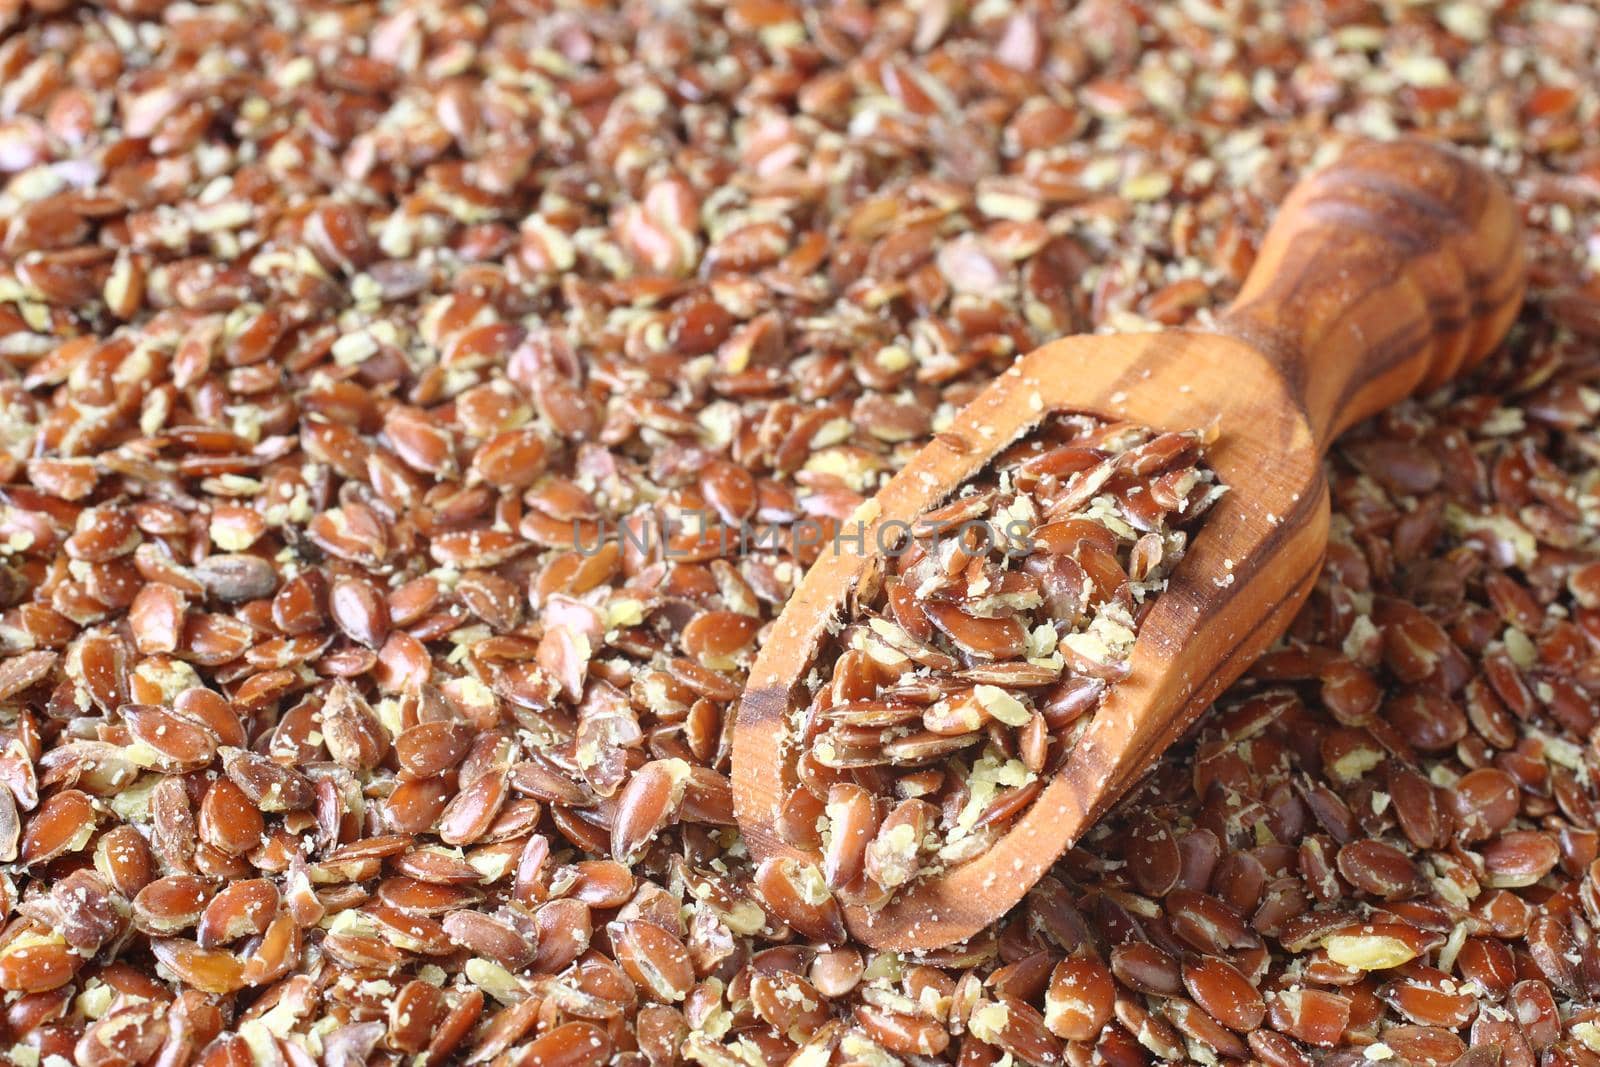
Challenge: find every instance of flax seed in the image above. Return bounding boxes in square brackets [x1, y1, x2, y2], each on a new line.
[0, 0, 1598, 1061]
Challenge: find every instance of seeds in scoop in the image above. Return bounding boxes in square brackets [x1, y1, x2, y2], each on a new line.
[786, 416, 1222, 900]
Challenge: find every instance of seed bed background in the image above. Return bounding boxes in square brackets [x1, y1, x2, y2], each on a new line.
[0, 1, 1598, 1065]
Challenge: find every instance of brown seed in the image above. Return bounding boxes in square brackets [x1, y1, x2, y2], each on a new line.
[1456, 936, 1516, 999]
[396, 719, 475, 779]
[442, 908, 537, 970]
[531, 898, 593, 974]
[1248, 1029, 1313, 1067]
[1045, 954, 1115, 1040]
[680, 610, 761, 666]
[388, 979, 446, 1054]
[1526, 914, 1580, 996]
[1162, 997, 1248, 1058]
[1181, 955, 1265, 1032]
[65, 508, 139, 562]
[387, 776, 457, 836]
[968, 993, 1063, 1066]
[1266, 988, 1351, 1048]
[1449, 766, 1522, 841]
[22, 869, 115, 956]
[432, 764, 505, 844]
[308, 505, 390, 568]
[700, 460, 758, 524]
[320, 680, 390, 770]
[823, 782, 878, 891]
[1110, 941, 1181, 997]
[330, 575, 391, 648]
[175, 688, 246, 747]
[196, 878, 280, 948]
[197, 777, 265, 856]
[1380, 965, 1478, 1029]
[124, 703, 217, 768]
[1387, 764, 1443, 850]
[0, 937, 81, 993]
[221, 747, 315, 812]
[1336, 839, 1422, 900]
[611, 919, 695, 1003]
[94, 824, 155, 898]
[1508, 979, 1560, 1048]
[612, 758, 690, 865]
[242, 914, 302, 986]
[810, 947, 865, 998]
[1381, 1025, 1466, 1064]
[272, 572, 327, 635]
[754, 857, 846, 944]
[515, 1021, 613, 1067]
[21, 789, 97, 866]
[855, 1004, 952, 1056]
[0, 650, 57, 700]
[564, 859, 637, 908]
[467, 998, 541, 1063]
[74, 1002, 168, 1067]
[1385, 689, 1469, 751]
[193, 553, 279, 603]
[128, 583, 186, 654]
[864, 798, 935, 889]
[1482, 830, 1560, 888]
[1125, 815, 1181, 896]
[1167, 889, 1252, 953]
[150, 938, 246, 994]
[925, 602, 1028, 660]
[133, 873, 214, 934]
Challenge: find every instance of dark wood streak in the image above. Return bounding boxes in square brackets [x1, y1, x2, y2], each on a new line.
[1311, 265, 1522, 443]
[1222, 225, 1523, 441]
[1300, 198, 1446, 253]
[1227, 261, 1524, 436]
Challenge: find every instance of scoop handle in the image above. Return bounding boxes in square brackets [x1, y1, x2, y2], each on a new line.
[1219, 139, 1525, 449]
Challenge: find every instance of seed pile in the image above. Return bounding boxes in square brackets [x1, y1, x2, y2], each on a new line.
[2, 0, 1600, 1065]
[781, 418, 1220, 903]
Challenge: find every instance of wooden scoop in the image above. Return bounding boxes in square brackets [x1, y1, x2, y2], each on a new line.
[732, 138, 1526, 950]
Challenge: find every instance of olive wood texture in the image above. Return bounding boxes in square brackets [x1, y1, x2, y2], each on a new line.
[732, 139, 1526, 950]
